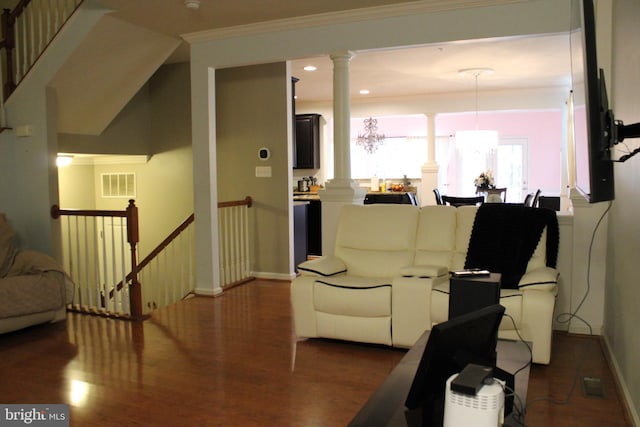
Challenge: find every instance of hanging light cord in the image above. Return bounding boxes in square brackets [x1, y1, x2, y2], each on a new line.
[474, 71, 480, 131]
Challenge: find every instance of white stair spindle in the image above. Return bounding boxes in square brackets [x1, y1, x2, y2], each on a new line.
[46, 0, 52, 41]
[54, 0, 60, 32]
[29, 4, 35, 65]
[22, 13, 28, 79]
[62, 0, 69, 23]
[37, 0, 43, 55]
[14, 16, 21, 82]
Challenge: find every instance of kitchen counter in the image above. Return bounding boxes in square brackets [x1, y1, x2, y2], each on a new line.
[293, 191, 417, 202]
[293, 192, 320, 201]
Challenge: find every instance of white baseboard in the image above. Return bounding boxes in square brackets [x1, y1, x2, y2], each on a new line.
[252, 271, 296, 281]
[603, 335, 640, 426]
[194, 286, 223, 297]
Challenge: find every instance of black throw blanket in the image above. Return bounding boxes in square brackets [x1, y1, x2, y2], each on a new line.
[464, 204, 559, 289]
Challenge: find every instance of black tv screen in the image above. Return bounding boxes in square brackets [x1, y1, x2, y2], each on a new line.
[570, 0, 615, 203]
[404, 304, 505, 424]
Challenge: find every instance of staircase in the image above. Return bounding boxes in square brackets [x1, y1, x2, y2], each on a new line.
[1, 0, 181, 135]
[0, 0, 190, 273]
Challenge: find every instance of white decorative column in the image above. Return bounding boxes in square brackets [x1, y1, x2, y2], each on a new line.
[319, 51, 366, 255]
[420, 112, 439, 206]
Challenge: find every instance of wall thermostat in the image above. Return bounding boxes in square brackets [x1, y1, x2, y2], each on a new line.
[258, 147, 271, 160]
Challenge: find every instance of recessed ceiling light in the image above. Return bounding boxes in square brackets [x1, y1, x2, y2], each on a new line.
[184, 0, 200, 9]
[359, 89, 370, 95]
[303, 65, 317, 71]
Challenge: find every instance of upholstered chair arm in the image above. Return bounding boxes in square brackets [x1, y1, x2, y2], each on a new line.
[399, 265, 449, 278]
[297, 256, 347, 277]
[518, 267, 559, 293]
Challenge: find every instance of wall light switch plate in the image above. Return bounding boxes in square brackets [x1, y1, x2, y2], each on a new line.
[255, 166, 272, 178]
[15, 124, 33, 137]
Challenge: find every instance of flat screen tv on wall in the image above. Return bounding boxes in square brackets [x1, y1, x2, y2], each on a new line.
[570, 0, 640, 203]
[570, 0, 615, 203]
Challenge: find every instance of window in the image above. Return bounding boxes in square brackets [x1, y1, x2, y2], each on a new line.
[454, 138, 528, 202]
[101, 173, 136, 198]
[350, 136, 427, 179]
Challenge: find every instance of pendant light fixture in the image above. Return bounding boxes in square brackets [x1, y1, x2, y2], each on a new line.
[356, 117, 386, 154]
[456, 68, 498, 152]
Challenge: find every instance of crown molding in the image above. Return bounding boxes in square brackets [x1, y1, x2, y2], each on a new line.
[182, 0, 527, 43]
[63, 154, 150, 166]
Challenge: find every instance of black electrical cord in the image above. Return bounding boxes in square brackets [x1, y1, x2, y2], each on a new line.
[525, 200, 612, 417]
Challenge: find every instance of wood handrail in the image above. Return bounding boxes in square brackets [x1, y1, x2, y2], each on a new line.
[134, 196, 252, 273]
[8, 0, 32, 20]
[108, 196, 253, 302]
[51, 204, 128, 219]
[218, 196, 252, 209]
[1, 0, 83, 101]
[53, 197, 252, 315]
[52, 200, 143, 319]
[137, 213, 194, 272]
[1, 0, 34, 99]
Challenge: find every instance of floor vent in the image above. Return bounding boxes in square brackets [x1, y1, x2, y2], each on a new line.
[582, 376, 605, 398]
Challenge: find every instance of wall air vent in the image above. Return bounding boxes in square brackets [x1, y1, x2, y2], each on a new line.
[101, 173, 136, 198]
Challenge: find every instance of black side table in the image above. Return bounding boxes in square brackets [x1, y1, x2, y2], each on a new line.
[449, 273, 501, 319]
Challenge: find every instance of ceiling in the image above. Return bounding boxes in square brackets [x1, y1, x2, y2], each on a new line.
[92, 0, 572, 103]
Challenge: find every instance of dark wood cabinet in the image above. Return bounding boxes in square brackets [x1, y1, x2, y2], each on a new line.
[294, 113, 321, 169]
[306, 200, 322, 256]
[293, 203, 308, 271]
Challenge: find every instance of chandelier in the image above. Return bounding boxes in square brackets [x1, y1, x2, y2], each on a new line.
[356, 117, 385, 154]
[455, 68, 498, 152]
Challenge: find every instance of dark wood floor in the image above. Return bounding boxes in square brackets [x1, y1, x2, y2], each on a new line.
[0, 280, 632, 426]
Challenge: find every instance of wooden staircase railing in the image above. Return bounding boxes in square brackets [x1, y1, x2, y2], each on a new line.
[51, 199, 145, 320]
[52, 197, 254, 319]
[1, 0, 83, 103]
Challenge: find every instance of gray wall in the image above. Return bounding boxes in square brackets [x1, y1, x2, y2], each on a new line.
[604, 0, 640, 422]
[58, 63, 194, 258]
[216, 63, 292, 276]
[58, 86, 152, 155]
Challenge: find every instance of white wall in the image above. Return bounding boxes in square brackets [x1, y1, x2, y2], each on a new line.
[604, 0, 640, 424]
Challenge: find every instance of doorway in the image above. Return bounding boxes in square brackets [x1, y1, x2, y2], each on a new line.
[455, 137, 529, 202]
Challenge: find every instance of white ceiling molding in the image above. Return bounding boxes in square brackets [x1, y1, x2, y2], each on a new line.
[182, 0, 527, 43]
[60, 154, 150, 165]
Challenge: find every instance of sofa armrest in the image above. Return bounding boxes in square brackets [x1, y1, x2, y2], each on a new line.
[399, 265, 448, 278]
[297, 256, 347, 277]
[518, 267, 559, 292]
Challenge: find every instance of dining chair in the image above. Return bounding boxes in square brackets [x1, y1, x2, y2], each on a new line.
[523, 192, 534, 207]
[488, 187, 507, 203]
[441, 195, 484, 207]
[531, 189, 541, 208]
[433, 188, 443, 205]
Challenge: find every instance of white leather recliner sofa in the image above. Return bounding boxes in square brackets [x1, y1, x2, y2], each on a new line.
[291, 204, 559, 364]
